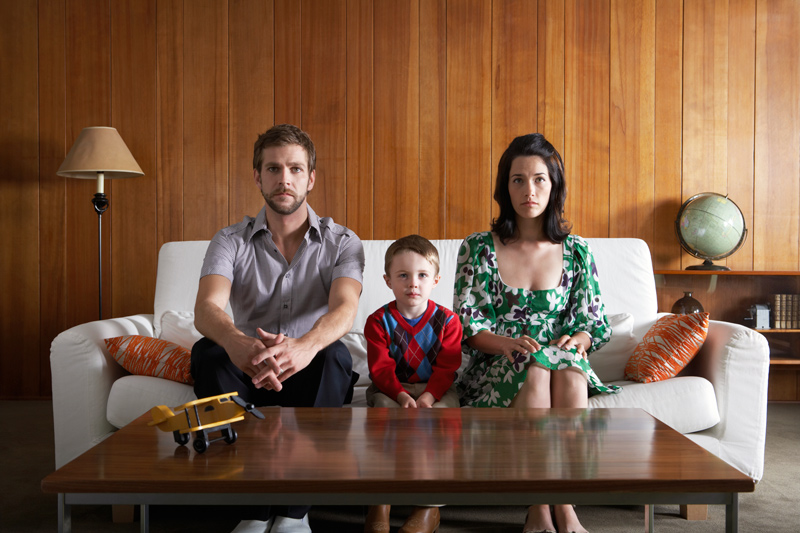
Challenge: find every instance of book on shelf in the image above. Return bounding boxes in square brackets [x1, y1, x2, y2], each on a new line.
[771, 293, 799, 329]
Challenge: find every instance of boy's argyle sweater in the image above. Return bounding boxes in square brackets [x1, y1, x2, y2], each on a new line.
[365, 299, 462, 402]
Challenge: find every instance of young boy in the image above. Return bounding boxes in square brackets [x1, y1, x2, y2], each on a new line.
[364, 235, 462, 533]
[365, 234, 462, 408]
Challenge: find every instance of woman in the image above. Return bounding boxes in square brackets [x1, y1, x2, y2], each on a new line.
[454, 133, 620, 533]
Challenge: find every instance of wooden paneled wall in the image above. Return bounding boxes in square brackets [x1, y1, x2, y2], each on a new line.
[1, 0, 798, 399]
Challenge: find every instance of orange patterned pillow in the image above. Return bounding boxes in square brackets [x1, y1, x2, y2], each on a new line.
[625, 313, 709, 383]
[105, 336, 193, 385]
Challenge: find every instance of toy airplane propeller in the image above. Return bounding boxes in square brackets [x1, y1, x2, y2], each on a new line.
[148, 392, 264, 453]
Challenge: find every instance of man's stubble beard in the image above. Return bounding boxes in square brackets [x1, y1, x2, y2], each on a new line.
[263, 188, 309, 215]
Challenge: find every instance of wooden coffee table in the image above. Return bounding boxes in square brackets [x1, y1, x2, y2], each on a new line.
[42, 407, 753, 533]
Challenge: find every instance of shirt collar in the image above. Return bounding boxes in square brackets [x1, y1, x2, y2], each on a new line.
[245, 204, 321, 243]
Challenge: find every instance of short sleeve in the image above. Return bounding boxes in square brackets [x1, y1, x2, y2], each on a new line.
[332, 232, 365, 284]
[200, 230, 238, 283]
[563, 236, 611, 353]
[453, 233, 499, 339]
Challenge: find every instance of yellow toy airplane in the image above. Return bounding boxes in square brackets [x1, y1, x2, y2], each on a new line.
[148, 392, 265, 453]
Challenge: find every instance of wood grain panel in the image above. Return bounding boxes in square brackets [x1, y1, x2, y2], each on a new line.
[156, 0, 184, 247]
[682, 0, 729, 268]
[230, 0, 274, 225]
[301, 0, 347, 222]
[346, 0, 374, 239]
[537, 0, 566, 152]
[0, 0, 40, 398]
[374, 0, 420, 239]
[419, 0, 447, 239]
[446, 0, 492, 239]
[609, 0, 655, 241]
[111, 0, 157, 318]
[564, 0, 610, 237]
[652, 0, 683, 270]
[754, 0, 800, 271]
[492, 0, 539, 225]
[183, 0, 228, 241]
[65, 0, 111, 325]
[275, 0, 302, 125]
[38, 0, 67, 396]
[726, 0, 756, 271]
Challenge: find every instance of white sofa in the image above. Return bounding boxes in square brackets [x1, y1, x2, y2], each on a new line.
[51, 238, 770, 484]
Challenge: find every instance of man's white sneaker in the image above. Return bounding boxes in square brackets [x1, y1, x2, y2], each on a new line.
[231, 518, 274, 533]
[270, 514, 312, 533]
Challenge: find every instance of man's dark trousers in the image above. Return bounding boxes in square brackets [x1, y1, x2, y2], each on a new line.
[191, 337, 357, 520]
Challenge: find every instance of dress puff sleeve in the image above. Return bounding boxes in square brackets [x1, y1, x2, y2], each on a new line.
[453, 233, 500, 340]
[561, 236, 611, 354]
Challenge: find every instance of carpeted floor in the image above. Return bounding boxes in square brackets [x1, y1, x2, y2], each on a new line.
[1, 401, 798, 532]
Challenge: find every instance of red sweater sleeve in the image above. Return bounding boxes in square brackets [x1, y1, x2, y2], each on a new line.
[423, 311, 463, 401]
[365, 310, 406, 402]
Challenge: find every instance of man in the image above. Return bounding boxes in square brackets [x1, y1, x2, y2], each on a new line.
[191, 124, 365, 533]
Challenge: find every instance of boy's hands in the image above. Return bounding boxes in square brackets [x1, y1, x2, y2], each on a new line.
[416, 392, 436, 408]
[396, 390, 436, 408]
[397, 391, 417, 408]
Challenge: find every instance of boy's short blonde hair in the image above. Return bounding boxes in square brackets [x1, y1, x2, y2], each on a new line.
[384, 234, 440, 276]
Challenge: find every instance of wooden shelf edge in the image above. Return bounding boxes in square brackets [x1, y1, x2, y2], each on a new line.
[769, 358, 800, 367]
[755, 329, 800, 333]
[654, 270, 800, 276]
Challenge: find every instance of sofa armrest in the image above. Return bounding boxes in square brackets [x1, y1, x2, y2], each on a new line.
[680, 319, 770, 480]
[50, 314, 155, 468]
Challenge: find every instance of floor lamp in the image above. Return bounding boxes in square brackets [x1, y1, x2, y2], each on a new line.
[58, 127, 144, 319]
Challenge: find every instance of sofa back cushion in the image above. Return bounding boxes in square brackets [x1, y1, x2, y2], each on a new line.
[585, 238, 658, 339]
[154, 237, 658, 341]
[153, 241, 230, 338]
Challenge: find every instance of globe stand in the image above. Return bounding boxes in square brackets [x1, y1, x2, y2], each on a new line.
[686, 259, 730, 271]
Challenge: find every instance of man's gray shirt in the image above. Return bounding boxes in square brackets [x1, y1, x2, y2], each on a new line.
[200, 204, 365, 339]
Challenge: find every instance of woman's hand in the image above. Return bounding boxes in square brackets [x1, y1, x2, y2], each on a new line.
[497, 335, 541, 363]
[549, 332, 592, 358]
[466, 331, 541, 363]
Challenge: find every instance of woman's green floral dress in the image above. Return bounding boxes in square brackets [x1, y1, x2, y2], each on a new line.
[454, 232, 621, 407]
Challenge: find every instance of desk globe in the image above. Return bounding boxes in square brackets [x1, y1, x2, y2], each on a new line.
[675, 192, 747, 270]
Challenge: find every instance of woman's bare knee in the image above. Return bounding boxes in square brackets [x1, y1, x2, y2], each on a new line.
[551, 369, 588, 408]
[510, 366, 551, 408]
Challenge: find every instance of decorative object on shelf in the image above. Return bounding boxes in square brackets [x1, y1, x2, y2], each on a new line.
[744, 304, 771, 330]
[675, 192, 747, 271]
[671, 291, 705, 315]
[58, 127, 143, 319]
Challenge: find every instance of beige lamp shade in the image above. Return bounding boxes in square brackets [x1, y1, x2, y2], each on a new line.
[58, 127, 143, 192]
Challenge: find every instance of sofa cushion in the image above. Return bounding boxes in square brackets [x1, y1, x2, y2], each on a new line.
[588, 313, 638, 382]
[107, 375, 196, 429]
[154, 241, 232, 338]
[589, 376, 719, 433]
[105, 335, 193, 385]
[625, 312, 709, 383]
[160, 310, 203, 349]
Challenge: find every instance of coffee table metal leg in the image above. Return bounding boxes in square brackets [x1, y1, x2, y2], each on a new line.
[140, 504, 150, 533]
[644, 504, 654, 533]
[58, 493, 71, 533]
[726, 494, 738, 533]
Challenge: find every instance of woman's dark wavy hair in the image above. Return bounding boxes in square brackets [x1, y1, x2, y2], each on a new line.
[491, 133, 571, 245]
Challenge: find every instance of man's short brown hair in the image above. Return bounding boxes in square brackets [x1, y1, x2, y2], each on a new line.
[384, 234, 440, 276]
[253, 124, 316, 172]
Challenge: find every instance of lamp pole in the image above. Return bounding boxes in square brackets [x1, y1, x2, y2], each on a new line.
[92, 171, 109, 319]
